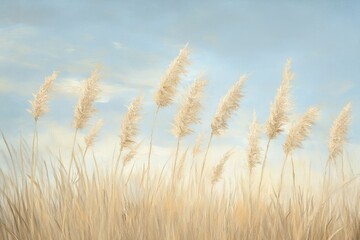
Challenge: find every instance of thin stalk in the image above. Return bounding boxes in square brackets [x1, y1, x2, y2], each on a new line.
[278, 153, 289, 198]
[172, 137, 181, 179]
[257, 138, 271, 199]
[31, 120, 38, 180]
[199, 133, 214, 182]
[69, 128, 79, 175]
[81, 145, 90, 187]
[147, 106, 160, 175]
[114, 146, 124, 178]
[291, 155, 296, 191]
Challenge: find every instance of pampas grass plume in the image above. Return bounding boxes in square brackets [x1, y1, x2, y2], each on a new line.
[211, 75, 247, 136]
[155, 44, 190, 108]
[172, 78, 207, 138]
[120, 96, 143, 149]
[247, 112, 261, 173]
[211, 150, 233, 185]
[284, 107, 319, 155]
[30, 71, 59, 121]
[85, 119, 104, 148]
[329, 103, 352, 160]
[74, 66, 101, 129]
[266, 59, 294, 139]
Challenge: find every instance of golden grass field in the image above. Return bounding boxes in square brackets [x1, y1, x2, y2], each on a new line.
[0, 45, 358, 239]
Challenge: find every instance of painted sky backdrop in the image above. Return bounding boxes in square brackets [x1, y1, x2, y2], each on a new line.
[0, 1, 359, 171]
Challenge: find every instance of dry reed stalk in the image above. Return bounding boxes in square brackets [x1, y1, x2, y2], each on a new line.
[115, 96, 143, 176]
[70, 66, 101, 174]
[200, 75, 247, 180]
[73, 67, 101, 130]
[258, 59, 294, 198]
[172, 78, 207, 177]
[326, 102, 352, 183]
[29, 71, 59, 179]
[211, 150, 233, 185]
[147, 44, 190, 174]
[279, 107, 319, 196]
[81, 119, 103, 185]
[247, 112, 261, 217]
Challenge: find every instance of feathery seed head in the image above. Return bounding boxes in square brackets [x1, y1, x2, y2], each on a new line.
[211, 75, 247, 136]
[120, 96, 143, 149]
[123, 142, 141, 166]
[172, 78, 207, 138]
[284, 107, 319, 155]
[211, 150, 233, 185]
[30, 71, 59, 121]
[85, 119, 104, 148]
[247, 112, 261, 173]
[266, 59, 294, 139]
[192, 133, 204, 158]
[74, 66, 101, 129]
[329, 103, 351, 160]
[154, 44, 190, 107]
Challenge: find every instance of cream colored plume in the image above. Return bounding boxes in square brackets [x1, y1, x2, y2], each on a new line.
[211, 150, 233, 185]
[266, 59, 294, 139]
[284, 107, 319, 155]
[120, 96, 143, 149]
[192, 133, 204, 158]
[172, 78, 207, 138]
[30, 71, 59, 121]
[329, 103, 352, 160]
[123, 142, 141, 166]
[247, 112, 261, 173]
[74, 66, 101, 129]
[154, 44, 190, 107]
[85, 120, 104, 148]
[211, 75, 247, 136]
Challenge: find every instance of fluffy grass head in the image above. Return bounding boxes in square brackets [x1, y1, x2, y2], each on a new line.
[211, 75, 247, 136]
[284, 107, 319, 155]
[29, 71, 59, 121]
[154, 44, 190, 108]
[266, 59, 294, 139]
[329, 102, 352, 160]
[172, 77, 207, 138]
[74, 66, 101, 129]
[120, 96, 143, 149]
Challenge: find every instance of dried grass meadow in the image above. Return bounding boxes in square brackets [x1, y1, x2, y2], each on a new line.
[0, 44, 359, 239]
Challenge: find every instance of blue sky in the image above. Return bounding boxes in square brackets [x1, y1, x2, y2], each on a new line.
[0, 1, 359, 173]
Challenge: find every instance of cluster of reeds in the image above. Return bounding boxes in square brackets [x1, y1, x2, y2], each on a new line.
[0, 44, 357, 240]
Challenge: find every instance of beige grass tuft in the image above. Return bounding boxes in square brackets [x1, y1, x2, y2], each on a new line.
[284, 107, 319, 155]
[211, 75, 247, 136]
[85, 119, 104, 148]
[172, 78, 207, 138]
[329, 103, 352, 160]
[30, 71, 59, 121]
[266, 59, 294, 139]
[120, 96, 143, 149]
[211, 150, 233, 185]
[154, 44, 190, 108]
[247, 112, 261, 173]
[74, 67, 101, 129]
